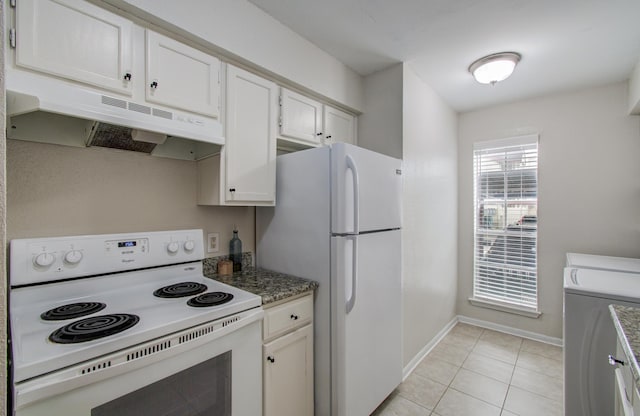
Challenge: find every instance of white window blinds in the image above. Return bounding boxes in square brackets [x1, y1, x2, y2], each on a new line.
[473, 135, 539, 310]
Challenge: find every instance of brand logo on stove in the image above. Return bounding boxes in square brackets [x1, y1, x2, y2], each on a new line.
[121, 259, 135, 263]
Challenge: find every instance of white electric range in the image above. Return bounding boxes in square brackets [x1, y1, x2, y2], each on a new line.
[9, 229, 263, 416]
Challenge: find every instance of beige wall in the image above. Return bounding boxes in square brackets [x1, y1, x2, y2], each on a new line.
[458, 82, 640, 339]
[359, 64, 403, 159]
[7, 140, 255, 256]
[402, 63, 458, 366]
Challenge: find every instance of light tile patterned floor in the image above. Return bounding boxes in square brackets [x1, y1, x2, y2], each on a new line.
[371, 323, 563, 416]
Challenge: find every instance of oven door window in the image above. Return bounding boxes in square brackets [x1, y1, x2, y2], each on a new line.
[92, 351, 231, 416]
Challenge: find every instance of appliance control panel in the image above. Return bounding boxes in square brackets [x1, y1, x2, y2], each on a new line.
[10, 229, 204, 287]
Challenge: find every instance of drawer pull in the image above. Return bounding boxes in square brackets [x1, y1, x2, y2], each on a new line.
[267, 356, 275, 363]
[609, 354, 625, 366]
[290, 314, 299, 320]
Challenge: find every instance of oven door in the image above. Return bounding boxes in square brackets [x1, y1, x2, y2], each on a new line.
[14, 308, 263, 416]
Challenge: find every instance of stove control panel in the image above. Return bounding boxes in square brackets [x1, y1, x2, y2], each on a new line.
[105, 238, 149, 256]
[10, 229, 205, 286]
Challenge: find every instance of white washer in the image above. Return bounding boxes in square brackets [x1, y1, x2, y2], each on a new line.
[564, 261, 640, 416]
[566, 252, 640, 273]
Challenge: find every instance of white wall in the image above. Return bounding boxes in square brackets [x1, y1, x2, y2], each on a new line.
[359, 64, 403, 159]
[629, 57, 640, 114]
[402, 63, 458, 366]
[7, 140, 255, 256]
[99, 0, 364, 111]
[458, 82, 640, 339]
[0, 1, 7, 413]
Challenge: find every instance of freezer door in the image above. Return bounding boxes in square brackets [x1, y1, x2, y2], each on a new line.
[332, 230, 402, 416]
[331, 143, 402, 234]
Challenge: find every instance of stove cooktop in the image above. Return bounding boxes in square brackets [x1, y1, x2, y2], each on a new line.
[10, 262, 261, 383]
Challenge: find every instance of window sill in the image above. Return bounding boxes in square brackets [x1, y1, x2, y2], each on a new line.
[468, 297, 542, 319]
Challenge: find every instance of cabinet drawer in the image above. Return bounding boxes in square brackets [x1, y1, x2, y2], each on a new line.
[264, 295, 313, 340]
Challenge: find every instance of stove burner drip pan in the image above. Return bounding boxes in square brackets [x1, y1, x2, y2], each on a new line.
[187, 292, 234, 308]
[153, 282, 208, 298]
[41, 302, 107, 321]
[49, 314, 140, 344]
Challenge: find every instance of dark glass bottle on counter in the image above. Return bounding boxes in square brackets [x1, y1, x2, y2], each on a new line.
[229, 228, 242, 272]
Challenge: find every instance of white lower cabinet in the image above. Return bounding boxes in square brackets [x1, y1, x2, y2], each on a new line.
[614, 337, 638, 416]
[263, 294, 314, 416]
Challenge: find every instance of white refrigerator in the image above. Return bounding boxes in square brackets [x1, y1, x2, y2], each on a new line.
[257, 143, 402, 416]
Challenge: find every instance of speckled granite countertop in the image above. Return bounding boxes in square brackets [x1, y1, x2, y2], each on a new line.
[204, 267, 319, 306]
[610, 304, 640, 389]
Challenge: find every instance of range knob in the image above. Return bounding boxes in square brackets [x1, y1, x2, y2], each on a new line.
[64, 250, 83, 265]
[184, 240, 195, 252]
[167, 241, 180, 254]
[34, 252, 56, 268]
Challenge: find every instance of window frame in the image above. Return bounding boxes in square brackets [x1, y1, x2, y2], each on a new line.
[471, 134, 540, 316]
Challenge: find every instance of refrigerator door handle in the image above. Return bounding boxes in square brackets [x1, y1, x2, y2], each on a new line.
[345, 154, 360, 234]
[346, 235, 358, 313]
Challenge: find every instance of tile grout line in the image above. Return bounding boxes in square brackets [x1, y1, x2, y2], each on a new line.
[427, 327, 483, 414]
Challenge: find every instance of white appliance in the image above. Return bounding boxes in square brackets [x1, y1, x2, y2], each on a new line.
[564, 253, 640, 416]
[566, 252, 640, 273]
[9, 229, 263, 416]
[256, 143, 402, 416]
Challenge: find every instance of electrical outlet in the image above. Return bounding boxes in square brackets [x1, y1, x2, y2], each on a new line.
[207, 232, 220, 253]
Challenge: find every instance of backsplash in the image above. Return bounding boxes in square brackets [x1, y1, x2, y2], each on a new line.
[203, 252, 253, 274]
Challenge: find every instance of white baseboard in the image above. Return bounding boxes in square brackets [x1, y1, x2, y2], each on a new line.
[402, 316, 457, 380]
[457, 315, 563, 347]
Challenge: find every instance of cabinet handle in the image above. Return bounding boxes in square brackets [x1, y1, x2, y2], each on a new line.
[229, 188, 236, 193]
[267, 356, 275, 363]
[325, 135, 332, 139]
[123, 73, 132, 81]
[317, 132, 323, 136]
[290, 314, 299, 320]
[609, 355, 625, 366]
[150, 81, 159, 89]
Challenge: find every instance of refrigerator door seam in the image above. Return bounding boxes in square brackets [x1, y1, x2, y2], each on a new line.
[332, 227, 401, 237]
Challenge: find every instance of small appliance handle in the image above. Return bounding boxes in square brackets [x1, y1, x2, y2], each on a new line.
[345, 155, 360, 234]
[346, 235, 358, 314]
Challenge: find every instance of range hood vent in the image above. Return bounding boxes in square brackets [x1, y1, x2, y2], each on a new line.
[86, 123, 158, 154]
[6, 69, 224, 160]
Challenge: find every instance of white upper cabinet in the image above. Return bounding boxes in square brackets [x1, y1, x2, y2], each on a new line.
[279, 88, 323, 146]
[146, 30, 221, 118]
[15, 0, 133, 95]
[278, 87, 357, 148]
[198, 65, 277, 206]
[324, 104, 356, 145]
[225, 66, 277, 204]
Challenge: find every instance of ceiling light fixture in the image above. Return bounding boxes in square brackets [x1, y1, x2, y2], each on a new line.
[469, 52, 521, 85]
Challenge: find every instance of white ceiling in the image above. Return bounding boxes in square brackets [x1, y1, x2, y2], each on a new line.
[248, 0, 640, 112]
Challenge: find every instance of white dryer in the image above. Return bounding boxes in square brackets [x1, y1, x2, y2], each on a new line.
[564, 256, 640, 416]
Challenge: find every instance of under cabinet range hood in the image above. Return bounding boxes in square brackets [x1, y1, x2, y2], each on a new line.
[6, 70, 225, 161]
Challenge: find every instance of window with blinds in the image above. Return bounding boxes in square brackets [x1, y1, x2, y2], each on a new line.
[473, 135, 538, 310]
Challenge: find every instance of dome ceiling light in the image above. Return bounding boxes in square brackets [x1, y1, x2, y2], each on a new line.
[469, 52, 521, 85]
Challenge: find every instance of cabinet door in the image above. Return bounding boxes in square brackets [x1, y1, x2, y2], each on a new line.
[264, 324, 314, 416]
[280, 88, 323, 146]
[15, 0, 133, 95]
[225, 65, 277, 204]
[324, 105, 356, 145]
[146, 30, 220, 118]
